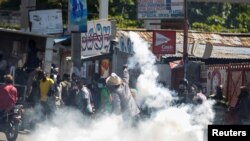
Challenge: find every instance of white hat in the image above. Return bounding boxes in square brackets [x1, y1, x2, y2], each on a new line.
[106, 73, 122, 86]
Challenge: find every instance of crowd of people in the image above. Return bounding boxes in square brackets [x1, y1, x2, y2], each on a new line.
[177, 79, 207, 105]
[0, 43, 141, 127]
[0, 55, 249, 126]
[19, 64, 140, 125]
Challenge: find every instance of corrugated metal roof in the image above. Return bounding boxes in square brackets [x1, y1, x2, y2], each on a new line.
[121, 30, 250, 47]
[117, 30, 250, 59]
[188, 32, 250, 47]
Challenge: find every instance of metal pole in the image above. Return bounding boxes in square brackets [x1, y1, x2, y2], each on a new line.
[99, 0, 109, 19]
[183, 0, 188, 79]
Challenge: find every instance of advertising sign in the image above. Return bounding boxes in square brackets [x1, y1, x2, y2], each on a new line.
[29, 9, 63, 34]
[68, 0, 88, 32]
[137, 0, 184, 19]
[81, 20, 111, 56]
[153, 31, 176, 54]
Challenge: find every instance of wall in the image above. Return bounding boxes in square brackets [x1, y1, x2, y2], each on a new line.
[112, 49, 128, 76]
[156, 64, 171, 88]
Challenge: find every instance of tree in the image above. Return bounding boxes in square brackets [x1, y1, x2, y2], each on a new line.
[189, 2, 250, 33]
[0, 0, 250, 32]
[0, 0, 20, 10]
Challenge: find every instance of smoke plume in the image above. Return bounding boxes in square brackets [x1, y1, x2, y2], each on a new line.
[26, 31, 214, 141]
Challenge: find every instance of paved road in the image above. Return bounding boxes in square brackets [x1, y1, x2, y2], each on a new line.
[0, 130, 29, 141]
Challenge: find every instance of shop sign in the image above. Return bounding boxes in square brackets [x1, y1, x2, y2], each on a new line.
[81, 20, 111, 56]
[153, 31, 176, 54]
[137, 0, 184, 19]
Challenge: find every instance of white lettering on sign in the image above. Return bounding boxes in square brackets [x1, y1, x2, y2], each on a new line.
[161, 45, 173, 51]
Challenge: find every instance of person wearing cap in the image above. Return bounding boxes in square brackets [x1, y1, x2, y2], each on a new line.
[0, 74, 18, 118]
[106, 64, 140, 120]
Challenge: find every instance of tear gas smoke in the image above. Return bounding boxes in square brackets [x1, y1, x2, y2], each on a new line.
[26, 31, 215, 141]
[128, 32, 173, 109]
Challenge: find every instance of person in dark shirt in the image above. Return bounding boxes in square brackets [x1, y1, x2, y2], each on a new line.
[23, 40, 42, 73]
[235, 86, 250, 124]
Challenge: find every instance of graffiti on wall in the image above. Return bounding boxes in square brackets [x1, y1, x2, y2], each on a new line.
[117, 31, 134, 54]
[81, 20, 111, 56]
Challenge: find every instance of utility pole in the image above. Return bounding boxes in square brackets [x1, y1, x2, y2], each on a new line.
[183, 0, 188, 80]
[20, 0, 36, 31]
[99, 0, 109, 19]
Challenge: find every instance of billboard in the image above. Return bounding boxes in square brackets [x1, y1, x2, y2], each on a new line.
[153, 31, 176, 54]
[137, 0, 184, 19]
[81, 20, 111, 56]
[29, 9, 63, 34]
[68, 0, 88, 32]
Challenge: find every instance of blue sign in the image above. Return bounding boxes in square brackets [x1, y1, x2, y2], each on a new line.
[69, 0, 87, 32]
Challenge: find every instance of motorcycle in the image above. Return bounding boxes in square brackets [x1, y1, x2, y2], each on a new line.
[0, 105, 23, 141]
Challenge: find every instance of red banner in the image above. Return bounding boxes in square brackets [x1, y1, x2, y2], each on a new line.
[153, 31, 176, 54]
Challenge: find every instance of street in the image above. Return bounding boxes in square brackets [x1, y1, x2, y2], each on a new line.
[0, 130, 29, 141]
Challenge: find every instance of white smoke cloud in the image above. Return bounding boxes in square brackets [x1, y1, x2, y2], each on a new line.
[26, 31, 215, 141]
[128, 31, 173, 108]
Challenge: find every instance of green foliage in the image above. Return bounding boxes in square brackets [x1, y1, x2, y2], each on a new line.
[189, 2, 250, 33]
[207, 15, 225, 25]
[0, 23, 20, 29]
[0, 0, 20, 10]
[0, 0, 250, 32]
[192, 23, 209, 31]
[109, 0, 143, 28]
[112, 15, 142, 29]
